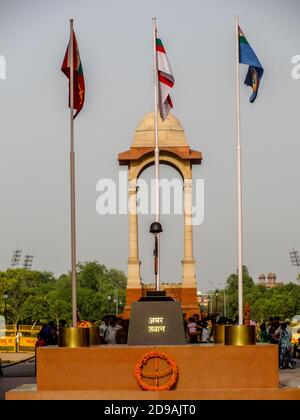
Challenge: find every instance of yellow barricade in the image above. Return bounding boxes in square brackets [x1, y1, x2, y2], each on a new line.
[0, 324, 41, 352]
[18, 325, 41, 334]
[18, 336, 37, 351]
[0, 325, 17, 352]
[18, 325, 40, 352]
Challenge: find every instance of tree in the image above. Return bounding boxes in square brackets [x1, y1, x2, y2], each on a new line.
[77, 261, 108, 291]
[223, 266, 300, 322]
[21, 295, 50, 324]
[225, 266, 255, 319]
[0, 269, 55, 324]
[0, 262, 127, 325]
[46, 290, 72, 325]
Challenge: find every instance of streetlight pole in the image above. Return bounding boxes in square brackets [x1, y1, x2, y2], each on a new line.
[114, 284, 118, 315]
[208, 281, 214, 314]
[3, 291, 8, 324]
[215, 290, 219, 314]
[202, 293, 213, 314]
[218, 282, 227, 317]
[107, 295, 111, 314]
[289, 249, 300, 283]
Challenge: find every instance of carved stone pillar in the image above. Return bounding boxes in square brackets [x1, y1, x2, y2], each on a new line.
[182, 179, 197, 289]
[127, 180, 141, 289]
[124, 180, 141, 317]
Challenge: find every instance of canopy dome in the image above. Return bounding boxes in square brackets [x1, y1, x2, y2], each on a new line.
[132, 112, 188, 148]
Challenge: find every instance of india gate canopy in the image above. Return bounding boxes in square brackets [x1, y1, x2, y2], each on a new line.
[119, 112, 202, 172]
[118, 112, 202, 318]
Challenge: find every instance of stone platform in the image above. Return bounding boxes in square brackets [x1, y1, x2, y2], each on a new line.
[6, 344, 300, 400]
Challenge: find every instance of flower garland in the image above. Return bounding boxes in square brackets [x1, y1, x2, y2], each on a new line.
[134, 351, 178, 391]
[76, 320, 91, 328]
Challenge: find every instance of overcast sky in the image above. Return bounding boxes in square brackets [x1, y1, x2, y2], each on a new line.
[1, 0, 300, 292]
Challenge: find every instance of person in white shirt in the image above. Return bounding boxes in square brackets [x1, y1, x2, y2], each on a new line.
[285, 319, 292, 340]
[105, 317, 122, 345]
[201, 322, 210, 343]
[99, 316, 110, 344]
[275, 319, 292, 342]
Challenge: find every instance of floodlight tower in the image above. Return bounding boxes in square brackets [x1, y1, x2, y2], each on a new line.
[289, 249, 300, 283]
[11, 249, 22, 268]
[23, 255, 34, 270]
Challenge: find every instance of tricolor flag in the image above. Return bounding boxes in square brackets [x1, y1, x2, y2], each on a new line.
[156, 35, 174, 120]
[61, 31, 85, 118]
[239, 27, 264, 103]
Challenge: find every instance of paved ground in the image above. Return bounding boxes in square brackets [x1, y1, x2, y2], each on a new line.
[0, 352, 35, 364]
[0, 354, 299, 400]
[279, 358, 300, 388]
[0, 360, 36, 400]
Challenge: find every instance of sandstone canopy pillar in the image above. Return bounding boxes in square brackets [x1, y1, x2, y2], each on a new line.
[182, 179, 196, 287]
[181, 178, 199, 315]
[124, 179, 141, 316]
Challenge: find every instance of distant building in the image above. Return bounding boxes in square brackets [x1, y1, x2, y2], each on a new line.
[258, 273, 283, 288]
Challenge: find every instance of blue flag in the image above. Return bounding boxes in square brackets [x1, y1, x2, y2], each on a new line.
[239, 26, 264, 103]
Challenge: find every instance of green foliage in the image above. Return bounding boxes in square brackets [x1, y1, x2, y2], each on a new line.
[0, 262, 127, 324]
[46, 290, 72, 325]
[221, 266, 300, 321]
[1, 261, 299, 325]
[21, 295, 50, 324]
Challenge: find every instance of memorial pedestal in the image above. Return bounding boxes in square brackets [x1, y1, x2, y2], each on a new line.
[5, 344, 300, 400]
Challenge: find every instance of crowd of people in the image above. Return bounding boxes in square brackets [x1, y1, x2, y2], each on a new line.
[36, 314, 214, 346]
[36, 320, 67, 347]
[184, 313, 300, 370]
[184, 313, 240, 344]
[35, 317, 129, 347]
[99, 316, 129, 344]
[259, 317, 298, 369]
[185, 314, 211, 344]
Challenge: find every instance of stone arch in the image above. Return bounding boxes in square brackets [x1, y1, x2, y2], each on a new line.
[118, 112, 202, 318]
[129, 151, 191, 182]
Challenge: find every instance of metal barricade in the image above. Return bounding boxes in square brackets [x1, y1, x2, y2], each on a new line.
[0, 325, 17, 352]
[18, 325, 40, 352]
[0, 325, 41, 352]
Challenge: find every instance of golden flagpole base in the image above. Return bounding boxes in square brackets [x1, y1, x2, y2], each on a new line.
[89, 326, 100, 345]
[225, 325, 256, 346]
[213, 325, 225, 344]
[58, 327, 90, 348]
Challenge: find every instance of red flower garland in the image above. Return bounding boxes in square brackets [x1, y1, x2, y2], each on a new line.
[134, 351, 178, 391]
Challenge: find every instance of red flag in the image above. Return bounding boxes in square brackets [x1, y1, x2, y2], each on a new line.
[61, 31, 85, 118]
[156, 35, 174, 121]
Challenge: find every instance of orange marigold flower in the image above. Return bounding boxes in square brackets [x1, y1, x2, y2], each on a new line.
[134, 351, 178, 392]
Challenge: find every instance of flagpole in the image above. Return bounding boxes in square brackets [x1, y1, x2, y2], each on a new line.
[152, 17, 160, 292]
[235, 15, 243, 325]
[69, 19, 77, 327]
